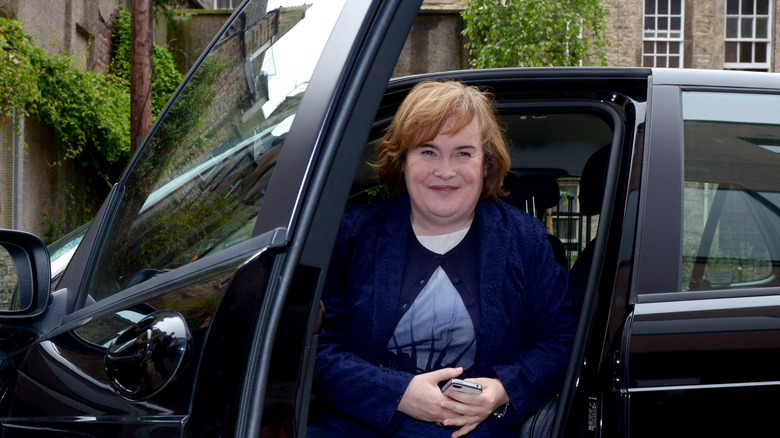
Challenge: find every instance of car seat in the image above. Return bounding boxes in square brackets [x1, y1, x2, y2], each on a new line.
[568, 145, 610, 314]
[503, 172, 567, 267]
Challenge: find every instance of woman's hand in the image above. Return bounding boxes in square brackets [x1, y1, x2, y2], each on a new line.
[397, 367, 464, 423]
[440, 377, 509, 438]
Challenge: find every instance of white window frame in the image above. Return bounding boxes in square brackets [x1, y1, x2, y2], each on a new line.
[724, 0, 772, 71]
[210, 0, 241, 9]
[642, 0, 685, 68]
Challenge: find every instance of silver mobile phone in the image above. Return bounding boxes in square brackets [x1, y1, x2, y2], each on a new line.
[441, 378, 483, 395]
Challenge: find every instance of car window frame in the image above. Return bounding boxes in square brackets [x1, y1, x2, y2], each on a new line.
[636, 83, 780, 300]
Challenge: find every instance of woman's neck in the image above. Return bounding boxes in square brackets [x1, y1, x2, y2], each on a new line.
[410, 212, 474, 236]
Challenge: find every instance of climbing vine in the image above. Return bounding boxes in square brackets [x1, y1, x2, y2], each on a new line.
[0, 10, 183, 241]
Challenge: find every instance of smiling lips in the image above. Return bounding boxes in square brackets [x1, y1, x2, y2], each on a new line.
[430, 184, 459, 193]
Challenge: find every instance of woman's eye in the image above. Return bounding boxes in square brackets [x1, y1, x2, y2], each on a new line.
[455, 151, 472, 159]
[420, 149, 436, 157]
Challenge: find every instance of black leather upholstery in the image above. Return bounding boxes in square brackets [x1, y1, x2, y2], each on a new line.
[568, 145, 611, 314]
[503, 173, 567, 267]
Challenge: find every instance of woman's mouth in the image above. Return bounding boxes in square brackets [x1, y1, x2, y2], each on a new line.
[430, 185, 458, 193]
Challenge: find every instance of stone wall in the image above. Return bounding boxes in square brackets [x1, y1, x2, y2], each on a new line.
[687, 0, 725, 69]
[166, 9, 234, 76]
[0, 0, 127, 71]
[393, 9, 469, 78]
[0, 0, 127, 238]
[604, 0, 644, 67]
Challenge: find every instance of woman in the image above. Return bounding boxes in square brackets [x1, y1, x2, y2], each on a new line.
[309, 81, 575, 437]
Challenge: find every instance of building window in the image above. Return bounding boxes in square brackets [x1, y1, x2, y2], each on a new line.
[210, 0, 242, 9]
[643, 0, 684, 68]
[725, 0, 772, 71]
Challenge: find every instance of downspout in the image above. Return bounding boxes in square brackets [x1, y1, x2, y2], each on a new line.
[12, 109, 24, 231]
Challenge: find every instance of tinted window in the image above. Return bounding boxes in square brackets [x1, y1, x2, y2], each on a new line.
[87, 0, 346, 303]
[682, 91, 780, 291]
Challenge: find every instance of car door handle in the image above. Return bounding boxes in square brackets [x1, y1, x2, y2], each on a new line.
[104, 310, 191, 400]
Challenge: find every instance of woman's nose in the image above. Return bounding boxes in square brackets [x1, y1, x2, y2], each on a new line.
[433, 160, 456, 179]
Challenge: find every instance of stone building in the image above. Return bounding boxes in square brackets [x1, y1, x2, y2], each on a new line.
[0, 0, 128, 238]
[0, 0, 207, 239]
[606, 0, 780, 71]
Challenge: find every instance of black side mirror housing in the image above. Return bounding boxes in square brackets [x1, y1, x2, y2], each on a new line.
[0, 229, 51, 319]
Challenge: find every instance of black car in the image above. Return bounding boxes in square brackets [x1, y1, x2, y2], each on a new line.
[1, 0, 780, 436]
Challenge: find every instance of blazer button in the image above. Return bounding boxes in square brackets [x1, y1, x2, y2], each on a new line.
[452, 277, 461, 284]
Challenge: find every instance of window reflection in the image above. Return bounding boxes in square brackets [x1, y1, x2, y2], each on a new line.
[87, 0, 346, 302]
[0, 244, 19, 310]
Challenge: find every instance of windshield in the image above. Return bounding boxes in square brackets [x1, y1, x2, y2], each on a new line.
[86, 0, 347, 303]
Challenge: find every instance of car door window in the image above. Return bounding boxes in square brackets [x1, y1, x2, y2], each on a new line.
[682, 91, 780, 291]
[86, 0, 346, 303]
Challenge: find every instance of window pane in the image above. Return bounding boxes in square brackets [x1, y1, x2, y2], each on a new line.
[657, 56, 668, 67]
[757, 18, 768, 38]
[670, 41, 681, 54]
[725, 42, 738, 62]
[86, 0, 347, 302]
[645, 16, 656, 31]
[646, 0, 656, 14]
[671, 16, 682, 31]
[669, 55, 680, 68]
[727, 0, 739, 14]
[727, 18, 739, 38]
[659, 0, 669, 13]
[658, 41, 668, 53]
[741, 18, 753, 38]
[757, 0, 769, 14]
[742, 0, 754, 14]
[659, 16, 669, 31]
[643, 55, 655, 66]
[671, 0, 682, 14]
[644, 41, 656, 54]
[755, 42, 767, 62]
[740, 42, 753, 62]
[682, 92, 780, 292]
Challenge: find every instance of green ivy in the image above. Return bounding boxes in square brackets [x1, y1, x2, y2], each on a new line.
[0, 10, 183, 242]
[0, 18, 131, 187]
[462, 0, 608, 68]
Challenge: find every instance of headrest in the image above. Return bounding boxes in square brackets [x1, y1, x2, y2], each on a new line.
[579, 145, 610, 216]
[504, 173, 561, 214]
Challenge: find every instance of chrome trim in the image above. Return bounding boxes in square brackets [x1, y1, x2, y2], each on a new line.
[634, 294, 780, 315]
[628, 380, 780, 393]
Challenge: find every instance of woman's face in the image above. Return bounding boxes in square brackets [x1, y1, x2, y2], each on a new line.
[403, 116, 484, 235]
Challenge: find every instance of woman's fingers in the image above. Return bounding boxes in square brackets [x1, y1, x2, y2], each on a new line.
[396, 367, 465, 423]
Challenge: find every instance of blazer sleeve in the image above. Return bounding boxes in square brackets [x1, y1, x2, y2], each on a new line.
[312, 207, 413, 432]
[491, 214, 577, 428]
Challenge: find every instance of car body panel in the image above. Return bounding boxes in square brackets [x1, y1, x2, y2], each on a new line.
[1, 1, 780, 437]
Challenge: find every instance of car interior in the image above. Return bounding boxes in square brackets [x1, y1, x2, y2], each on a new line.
[347, 90, 621, 319]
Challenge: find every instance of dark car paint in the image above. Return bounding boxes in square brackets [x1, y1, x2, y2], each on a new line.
[1, 1, 780, 437]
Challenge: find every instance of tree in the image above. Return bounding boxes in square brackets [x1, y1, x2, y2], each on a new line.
[462, 0, 608, 68]
[131, 0, 152, 156]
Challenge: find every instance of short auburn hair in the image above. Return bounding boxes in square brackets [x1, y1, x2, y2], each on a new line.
[374, 81, 510, 200]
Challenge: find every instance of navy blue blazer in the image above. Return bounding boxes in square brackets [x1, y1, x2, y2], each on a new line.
[312, 195, 576, 436]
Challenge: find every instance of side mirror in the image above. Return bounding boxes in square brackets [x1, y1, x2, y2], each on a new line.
[0, 229, 51, 318]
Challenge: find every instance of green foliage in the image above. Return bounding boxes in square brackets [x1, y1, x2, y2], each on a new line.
[462, 0, 608, 68]
[0, 11, 184, 241]
[110, 7, 183, 119]
[0, 18, 131, 185]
